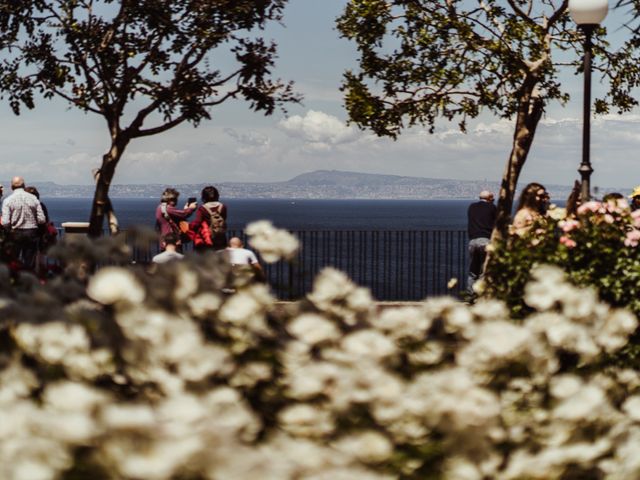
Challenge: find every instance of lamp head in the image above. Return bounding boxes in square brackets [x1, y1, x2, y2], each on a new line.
[568, 0, 608, 25]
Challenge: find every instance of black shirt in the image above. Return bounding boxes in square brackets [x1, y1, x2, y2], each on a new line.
[467, 200, 497, 239]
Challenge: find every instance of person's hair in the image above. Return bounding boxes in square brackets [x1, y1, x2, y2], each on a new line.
[517, 182, 548, 215]
[201, 185, 220, 203]
[603, 192, 624, 202]
[24, 186, 40, 199]
[565, 180, 581, 217]
[163, 232, 179, 246]
[161, 188, 179, 205]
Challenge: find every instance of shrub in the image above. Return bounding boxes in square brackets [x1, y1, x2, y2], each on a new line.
[483, 199, 640, 321]
[1, 228, 640, 478]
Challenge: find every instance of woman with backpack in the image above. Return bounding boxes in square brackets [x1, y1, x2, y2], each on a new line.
[189, 185, 227, 252]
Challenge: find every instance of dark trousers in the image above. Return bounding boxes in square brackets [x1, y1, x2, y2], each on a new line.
[12, 228, 39, 271]
[467, 237, 489, 293]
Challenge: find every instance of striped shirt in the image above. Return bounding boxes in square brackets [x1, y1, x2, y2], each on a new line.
[1, 188, 46, 230]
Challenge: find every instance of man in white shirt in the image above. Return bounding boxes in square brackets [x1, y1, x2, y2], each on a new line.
[224, 237, 264, 286]
[1, 176, 46, 270]
[152, 233, 184, 264]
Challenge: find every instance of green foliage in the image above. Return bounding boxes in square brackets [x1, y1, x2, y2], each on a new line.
[337, 1, 640, 137]
[0, 0, 297, 129]
[0, 0, 300, 235]
[484, 200, 640, 357]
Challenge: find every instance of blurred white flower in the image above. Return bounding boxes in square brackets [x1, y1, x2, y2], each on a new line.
[341, 329, 397, 361]
[173, 267, 199, 302]
[623, 396, 640, 422]
[245, 220, 299, 263]
[278, 404, 334, 437]
[187, 292, 222, 318]
[86, 266, 145, 305]
[288, 313, 341, 345]
[333, 431, 393, 463]
[372, 306, 432, 342]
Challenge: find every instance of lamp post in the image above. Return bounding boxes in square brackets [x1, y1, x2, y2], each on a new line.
[568, 0, 608, 202]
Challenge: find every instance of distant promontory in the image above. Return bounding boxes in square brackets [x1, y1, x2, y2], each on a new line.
[27, 170, 586, 200]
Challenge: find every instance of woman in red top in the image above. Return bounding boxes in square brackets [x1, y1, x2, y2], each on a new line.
[190, 185, 227, 252]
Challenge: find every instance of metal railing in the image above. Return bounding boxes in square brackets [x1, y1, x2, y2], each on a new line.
[263, 230, 468, 301]
[59, 228, 469, 301]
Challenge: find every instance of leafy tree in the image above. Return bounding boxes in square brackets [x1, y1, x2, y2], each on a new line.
[0, 0, 298, 236]
[337, 0, 640, 236]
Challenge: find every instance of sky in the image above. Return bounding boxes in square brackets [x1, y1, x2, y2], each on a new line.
[1, 0, 640, 192]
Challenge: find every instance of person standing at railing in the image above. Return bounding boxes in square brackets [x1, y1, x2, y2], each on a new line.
[467, 190, 496, 293]
[1, 176, 46, 271]
[189, 185, 228, 252]
[155, 187, 196, 252]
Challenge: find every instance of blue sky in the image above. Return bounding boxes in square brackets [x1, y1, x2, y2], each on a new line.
[1, 0, 640, 193]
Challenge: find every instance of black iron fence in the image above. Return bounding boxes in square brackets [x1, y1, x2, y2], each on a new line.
[107, 229, 469, 301]
[264, 230, 468, 301]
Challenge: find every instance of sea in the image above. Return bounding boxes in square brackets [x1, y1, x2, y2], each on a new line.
[44, 198, 472, 231]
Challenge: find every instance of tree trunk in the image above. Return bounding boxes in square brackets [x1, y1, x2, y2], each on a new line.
[88, 138, 129, 237]
[493, 80, 545, 241]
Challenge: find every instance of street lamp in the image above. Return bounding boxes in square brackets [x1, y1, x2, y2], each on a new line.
[568, 0, 608, 202]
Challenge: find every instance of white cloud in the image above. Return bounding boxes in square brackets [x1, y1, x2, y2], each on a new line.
[278, 110, 360, 149]
[224, 128, 271, 155]
[124, 150, 189, 166]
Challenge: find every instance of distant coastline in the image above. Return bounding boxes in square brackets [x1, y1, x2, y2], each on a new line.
[22, 169, 617, 201]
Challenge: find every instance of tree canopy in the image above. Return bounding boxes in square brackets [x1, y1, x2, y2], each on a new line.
[0, 0, 298, 235]
[337, 0, 640, 234]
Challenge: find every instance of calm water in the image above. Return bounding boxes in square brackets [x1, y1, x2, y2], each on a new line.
[43, 198, 472, 231]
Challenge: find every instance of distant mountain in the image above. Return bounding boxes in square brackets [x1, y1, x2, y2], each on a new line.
[14, 170, 603, 200]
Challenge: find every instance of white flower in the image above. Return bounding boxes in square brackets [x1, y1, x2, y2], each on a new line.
[333, 431, 393, 463]
[341, 329, 397, 361]
[285, 361, 342, 400]
[553, 384, 612, 423]
[44, 381, 108, 413]
[230, 362, 272, 388]
[245, 220, 299, 263]
[278, 404, 334, 437]
[12, 322, 94, 368]
[524, 264, 569, 311]
[187, 293, 222, 317]
[173, 267, 199, 302]
[0, 357, 38, 404]
[101, 404, 156, 431]
[372, 306, 431, 341]
[177, 344, 233, 382]
[288, 314, 341, 345]
[623, 396, 640, 422]
[597, 309, 638, 353]
[458, 320, 551, 378]
[87, 266, 145, 305]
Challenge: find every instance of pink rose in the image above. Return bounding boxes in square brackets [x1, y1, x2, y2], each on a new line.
[559, 219, 580, 233]
[577, 201, 602, 215]
[559, 235, 577, 249]
[624, 229, 640, 247]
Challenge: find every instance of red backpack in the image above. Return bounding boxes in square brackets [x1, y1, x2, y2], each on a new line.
[190, 203, 226, 247]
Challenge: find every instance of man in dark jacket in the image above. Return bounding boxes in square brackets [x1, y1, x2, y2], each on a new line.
[467, 190, 496, 293]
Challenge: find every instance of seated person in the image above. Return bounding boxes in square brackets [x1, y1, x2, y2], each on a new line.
[152, 233, 184, 264]
[222, 237, 264, 291]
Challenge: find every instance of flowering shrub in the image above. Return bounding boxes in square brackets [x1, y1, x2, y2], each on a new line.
[1, 228, 640, 479]
[483, 200, 640, 324]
